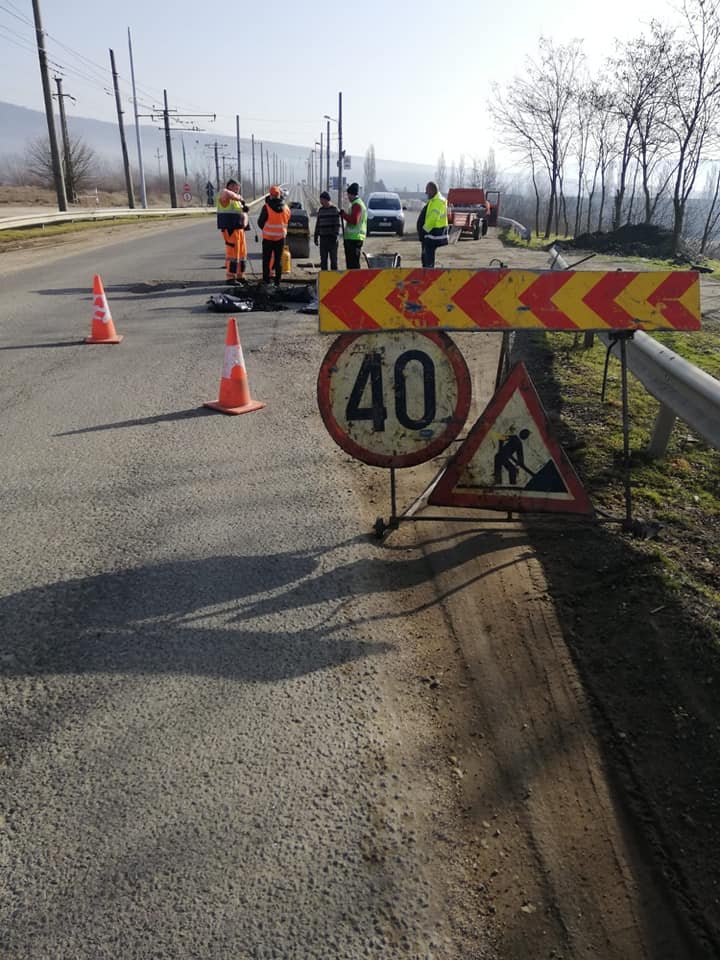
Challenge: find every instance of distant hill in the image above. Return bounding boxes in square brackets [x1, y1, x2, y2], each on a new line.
[0, 101, 434, 193]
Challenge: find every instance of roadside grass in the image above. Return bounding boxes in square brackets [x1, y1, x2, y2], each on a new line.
[522, 327, 720, 632]
[0, 213, 205, 251]
[499, 227, 571, 249]
[622, 253, 720, 282]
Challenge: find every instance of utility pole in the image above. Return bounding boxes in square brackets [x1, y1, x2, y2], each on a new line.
[236, 115, 242, 189]
[259, 142, 264, 193]
[337, 90, 343, 210]
[155, 148, 163, 177]
[127, 27, 147, 208]
[110, 48, 135, 208]
[251, 134, 256, 198]
[53, 77, 74, 202]
[138, 96, 215, 208]
[326, 118, 330, 192]
[162, 89, 176, 207]
[181, 135, 188, 178]
[31, 0, 67, 210]
[214, 141, 220, 191]
[266, 149, 271, 190]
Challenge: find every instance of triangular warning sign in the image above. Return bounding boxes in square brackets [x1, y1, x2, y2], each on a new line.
[429, 362, 594, 516]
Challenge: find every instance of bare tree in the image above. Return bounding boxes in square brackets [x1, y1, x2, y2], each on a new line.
[481, 148, 499, 189]
[607, 28, 673, 228]
[434, 152, 447, 192]
[363, 144, 376, 194]
[456, 154, 466, 187]
[25, 135, 98, 197]
[490, 38, 584, 237]
[700, 164, 720, 252]
[661, 0, 720, 253]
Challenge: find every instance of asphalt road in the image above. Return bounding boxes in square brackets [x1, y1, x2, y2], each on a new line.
[0, 219, 471, 959]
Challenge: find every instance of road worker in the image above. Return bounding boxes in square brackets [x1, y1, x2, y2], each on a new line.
[314, 191, 341, 270]
[417, 181, 449, 268]
[216, 179, 249, 282]
[339, 182, 367, 269]
[257, 185, 291, 286]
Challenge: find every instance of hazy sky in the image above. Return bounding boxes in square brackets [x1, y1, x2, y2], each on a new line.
[1, 0, 676, 171]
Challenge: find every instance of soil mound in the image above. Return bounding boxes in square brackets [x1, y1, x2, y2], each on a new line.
[557, 223, 685, 260]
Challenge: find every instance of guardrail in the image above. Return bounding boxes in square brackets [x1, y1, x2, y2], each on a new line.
[548, 244, 720, 457]
[0, 206, 214, 232]
[497, 216, 531, 242]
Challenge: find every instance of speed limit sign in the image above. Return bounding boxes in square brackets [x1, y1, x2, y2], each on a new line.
[317, 330, 471, 468]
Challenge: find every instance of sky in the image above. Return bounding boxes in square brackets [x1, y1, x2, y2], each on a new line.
[0, 0, 679, 173]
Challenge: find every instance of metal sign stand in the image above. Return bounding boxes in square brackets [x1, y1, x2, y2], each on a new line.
[372, 334, 642, 541]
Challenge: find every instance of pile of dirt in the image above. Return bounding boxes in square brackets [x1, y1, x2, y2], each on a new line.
[556, 222, 687, 261]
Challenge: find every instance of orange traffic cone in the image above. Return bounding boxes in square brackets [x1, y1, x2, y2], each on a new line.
[204, 318, 265, 415]
[85, 274, 122, 344]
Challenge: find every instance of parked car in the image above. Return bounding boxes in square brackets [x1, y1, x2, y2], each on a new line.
[366, 192, 404, 236]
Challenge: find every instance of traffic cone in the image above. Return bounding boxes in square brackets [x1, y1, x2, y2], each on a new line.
[204, 318, 265, 415]
[85, 274, 122, 344]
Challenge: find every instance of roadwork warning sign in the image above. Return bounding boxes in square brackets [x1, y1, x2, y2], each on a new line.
[429, 362, 593, 516]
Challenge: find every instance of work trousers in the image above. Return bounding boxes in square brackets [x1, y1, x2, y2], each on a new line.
[344, 238, 363, 270]
[319, 236, 339, 270]
[262, 238, 285, 284]
[421, 238, 440, 268]
[222, 228, 247, 279]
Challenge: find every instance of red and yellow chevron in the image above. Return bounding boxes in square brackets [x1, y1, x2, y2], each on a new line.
[318, 268, 701, 333]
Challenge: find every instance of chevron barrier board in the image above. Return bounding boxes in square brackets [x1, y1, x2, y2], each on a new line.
[318, 268, 701, 333]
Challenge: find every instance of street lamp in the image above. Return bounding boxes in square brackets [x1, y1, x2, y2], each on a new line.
[325, 92, 343, 208]
[315, 136, 323, 195]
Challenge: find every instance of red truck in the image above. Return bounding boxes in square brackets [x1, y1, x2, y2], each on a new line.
[446, 188, 500, 239]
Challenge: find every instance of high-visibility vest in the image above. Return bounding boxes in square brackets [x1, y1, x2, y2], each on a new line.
[424, 194, 449, 238]
[217, 191, 245, 231]
[344, 197, 367, 241]
[262, 203, 290, 240]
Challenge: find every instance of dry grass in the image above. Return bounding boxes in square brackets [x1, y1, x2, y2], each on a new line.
[0, 184, 176, 208]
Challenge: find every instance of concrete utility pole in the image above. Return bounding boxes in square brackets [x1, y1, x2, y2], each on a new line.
[31, 0, 67, 210]
[155, 148, 163, 177]
[259, 142, 264, 193]
[236, 115, 242, 188]
[162, 89, 177, 208]
[337, 90, 343, 210]
[110, 48, 135, 209]
[53, 77, 75, 202]
[326, 119, 330, 192]
[266, 149, 271, 190]
[251, 134, 256, 199]
[127, 27, 147, 208]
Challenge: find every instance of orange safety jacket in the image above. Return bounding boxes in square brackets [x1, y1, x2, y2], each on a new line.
[261, 203, 291, 241]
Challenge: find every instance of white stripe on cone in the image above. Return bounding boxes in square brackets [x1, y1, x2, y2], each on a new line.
[222, 342, 246, 380]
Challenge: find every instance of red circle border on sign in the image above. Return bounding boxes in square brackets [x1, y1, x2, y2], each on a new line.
[317, 331, 471, 468]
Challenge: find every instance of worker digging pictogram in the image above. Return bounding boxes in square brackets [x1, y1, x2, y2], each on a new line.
[429, 362, 593, 516]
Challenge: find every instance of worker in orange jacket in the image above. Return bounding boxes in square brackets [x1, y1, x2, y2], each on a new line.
[257, 185, 291, 286]
[216, 179, 249, 282]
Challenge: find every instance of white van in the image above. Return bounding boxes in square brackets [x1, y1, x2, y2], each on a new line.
[366, 192, 405, 236]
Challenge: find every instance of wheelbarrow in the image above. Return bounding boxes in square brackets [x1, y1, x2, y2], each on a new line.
[362, 252, 402, 269]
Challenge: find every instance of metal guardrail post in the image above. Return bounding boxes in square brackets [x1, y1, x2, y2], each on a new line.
[648, 405, 677, 459]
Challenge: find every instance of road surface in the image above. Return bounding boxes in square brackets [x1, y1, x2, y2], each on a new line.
[0, 213, 696, 959]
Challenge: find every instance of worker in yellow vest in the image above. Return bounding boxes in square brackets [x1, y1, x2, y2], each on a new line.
[257, 185, 291, 286]
[216, 179, 249, 282]
[417, 181, 449, 268]
[339, 182, 367, 269]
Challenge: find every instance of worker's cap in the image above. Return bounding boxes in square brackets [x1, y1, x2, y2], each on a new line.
[269, 185, 281, 197]
[347, 182, 360, 196]
[319, 191, 331, 200]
